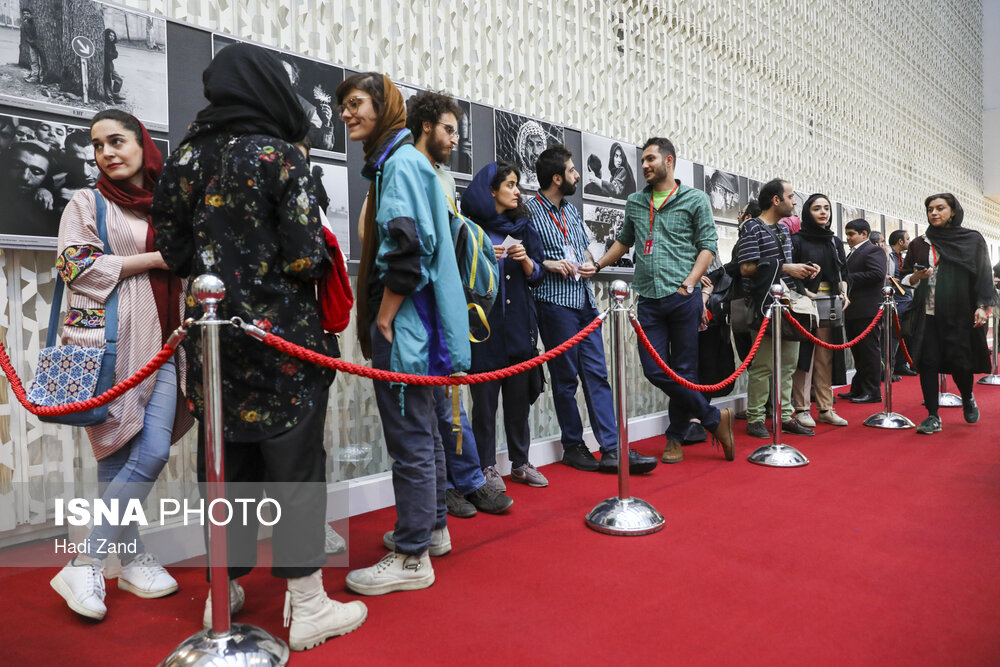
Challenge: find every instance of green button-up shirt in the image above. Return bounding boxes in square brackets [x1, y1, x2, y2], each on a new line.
[618, 182, 718, 298]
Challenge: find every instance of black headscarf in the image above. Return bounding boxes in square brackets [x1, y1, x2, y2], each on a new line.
[924, 194, 995, 307]
[188, 42, 309, 143]
[794, 193, 843, 286]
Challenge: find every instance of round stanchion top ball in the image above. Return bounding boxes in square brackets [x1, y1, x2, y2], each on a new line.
[769, 282, 786, 298]
[191, 274, 226, 305]
[611, 279, 630, 302]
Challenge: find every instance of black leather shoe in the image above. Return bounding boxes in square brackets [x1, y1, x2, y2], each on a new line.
[599, 449, 658, 474]
[963, 396, 980, 424]
[746, 421, 769, 439]
[561, 443, 600, 472]
[837, 391, 856, 400]
[782, 420, 815, 436]
[850, 393, 882, 403]
[896, 364, 918, 376]
[682, 421, 708, 444]
[891, 375, 902, 383]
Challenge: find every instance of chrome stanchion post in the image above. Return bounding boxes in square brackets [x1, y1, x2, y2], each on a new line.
[748, 283, 809, 467]
[161, 275, 288, 667]
[864, 288, 915, 428]
[586, 280, 664, 536]
[938, 373, 962, 407]
[978, 303, 1000, 385]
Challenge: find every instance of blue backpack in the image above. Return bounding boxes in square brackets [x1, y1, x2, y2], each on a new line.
[446, 196, 498, 342]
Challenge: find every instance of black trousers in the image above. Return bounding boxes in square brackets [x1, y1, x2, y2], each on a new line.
[198, 388, 329, 580]
[470, 371, 533, 469]
[846, 318, 881, 397]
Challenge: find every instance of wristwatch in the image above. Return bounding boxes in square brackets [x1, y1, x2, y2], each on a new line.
[594, 262, 602, 274]
[682, 283, 696, 294]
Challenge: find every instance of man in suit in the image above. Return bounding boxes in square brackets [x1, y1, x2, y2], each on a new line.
[839, 219, 888, 403]
[888, 229, 917, 376]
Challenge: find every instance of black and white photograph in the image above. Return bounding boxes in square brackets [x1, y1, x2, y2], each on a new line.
[213, 35, 346, 159]
[675, 157, 695, 190]
[864, 210, 882, 234]
[0, 1, 169, 130]
[0, 111, 167, 245]
[582, 204, 633, 273]
[716, 222, 739, 265]
[883, 215, 902, 234]
[581, 132, 637, 203]
[743, 178, 762, 209]
[310, 160, 350, 255]
[396, 82, 473, 177]
[840, 203, 863, 226]
[793, 190, 807, 218]
[703, 166, 740, 221]
[494, 109, 563, 191]
[901, 218, 917, 242]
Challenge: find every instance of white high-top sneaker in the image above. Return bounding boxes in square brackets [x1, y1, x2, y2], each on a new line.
[283, 569, 367, 651]
[118, 552, 178, 598]
[345, 550, 434, 596]
[202, 579, 246, 629]
[50, 556, 107, 620]
[382, 526, 451, 556]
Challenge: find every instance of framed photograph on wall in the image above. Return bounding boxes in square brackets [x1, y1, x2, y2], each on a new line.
[0, 111, 166, 247]
[743, 178, 762, 210]
[493, 109, 563, 192]
[212, 35, 346, 160]
[0, 1, 169, 131]
[582, 204, 632, 273]
[703, 166, 740, 222]
[396, 82, 473, 177]
[580, 132, 638, 204]
[310, 159, 350, 255]
[675, 157, 695, 190]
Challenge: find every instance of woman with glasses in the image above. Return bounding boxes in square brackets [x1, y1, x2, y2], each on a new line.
[336, 72, 471, 595]
[902, 193, 996, 434]
[790, 194, 850, 427]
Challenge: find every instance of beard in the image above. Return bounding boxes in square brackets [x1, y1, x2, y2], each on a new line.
[559, 178, 577, 197]
[430, 136, 453, 166]
[644, 163, 667, 185]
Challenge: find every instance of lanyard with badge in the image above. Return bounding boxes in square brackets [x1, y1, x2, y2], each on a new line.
[547, 205, 576, 262]
[645, 184, 679, 254]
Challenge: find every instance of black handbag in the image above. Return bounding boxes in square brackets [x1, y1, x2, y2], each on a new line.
[26, 192, 119, 426]
[812, 294, 844, 328]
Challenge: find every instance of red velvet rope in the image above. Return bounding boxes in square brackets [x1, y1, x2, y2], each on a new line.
[893, 310, 914, 367]
[782, 308, 883, 350]
[629, 314, 771, 392]
[255, 314, 606, 386]
[0, 341, 178, 417]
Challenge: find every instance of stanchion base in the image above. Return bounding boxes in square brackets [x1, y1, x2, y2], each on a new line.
[159, 623, 289, 667]
[863, 411, 916, 429]
[938, 392, 962, 407]
[977, 374, 1000, 385]
[747, 444, 809, 467]
[586, 496, 665, 536]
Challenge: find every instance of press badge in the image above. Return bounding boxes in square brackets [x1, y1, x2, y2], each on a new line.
[563, 244, 576, 262]
[643, 239, 654, 255]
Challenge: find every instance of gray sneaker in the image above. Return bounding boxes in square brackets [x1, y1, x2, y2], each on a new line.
[382, 526, 451, 557]
[324, 524, 346, 555]
[510, 463, 548, 488]
[466, 483, 514, 514]
[346, 551, 434, 596]
[445, 488, 477, 518]
[482, 465, 506, 493]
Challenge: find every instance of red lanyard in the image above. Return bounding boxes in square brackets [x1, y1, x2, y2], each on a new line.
[930, 244, 939, 267]
[547, 207, 569, 243]
[648, 184, 679, 235]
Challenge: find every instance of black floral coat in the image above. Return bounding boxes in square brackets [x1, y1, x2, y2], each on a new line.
[152, 128, 336, 442]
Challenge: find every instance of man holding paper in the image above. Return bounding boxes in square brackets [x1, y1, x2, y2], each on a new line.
[597, 137, 735, 465]
[527, 145, 657, 475]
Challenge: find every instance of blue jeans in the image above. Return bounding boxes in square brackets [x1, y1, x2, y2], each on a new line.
[87, 359, 176, 558]
[435, 387, 486, 496]
[536, 302, 617, 452]
[636, 294, 721, 441]
[373, 325, 446, 556]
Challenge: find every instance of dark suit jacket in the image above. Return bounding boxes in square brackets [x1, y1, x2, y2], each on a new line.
[845, 241, 888, 320]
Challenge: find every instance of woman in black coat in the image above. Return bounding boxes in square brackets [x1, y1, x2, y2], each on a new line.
[790, 193, 850, 427]
[902, 193, 996, 434]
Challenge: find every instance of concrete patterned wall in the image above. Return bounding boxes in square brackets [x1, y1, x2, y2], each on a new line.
[121, 0, 998, 235]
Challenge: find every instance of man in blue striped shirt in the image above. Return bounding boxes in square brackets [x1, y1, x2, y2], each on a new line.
[527, 146, 656, 475]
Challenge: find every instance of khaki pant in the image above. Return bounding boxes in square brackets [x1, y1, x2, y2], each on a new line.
[792, 326, 835, 413]
[746, 333, 798, 424]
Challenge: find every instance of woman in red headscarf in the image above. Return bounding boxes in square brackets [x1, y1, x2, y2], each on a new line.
[49, 109, 191, 622]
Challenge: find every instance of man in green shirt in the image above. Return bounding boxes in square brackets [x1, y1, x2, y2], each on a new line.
[597, 137, 734, 464]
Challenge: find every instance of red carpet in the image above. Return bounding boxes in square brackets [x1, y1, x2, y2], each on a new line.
[3, 375, 1000, 666]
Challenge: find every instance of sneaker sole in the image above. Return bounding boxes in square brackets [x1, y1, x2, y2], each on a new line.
[510, 474, 548, 488]
[117, 577, 178, 599]
[289, 605, 368, 651]
[50, 574, 106, 620]
[345, 571, 435, 596]
[382, 533, 451, 557]
[468, 498, 514, 514]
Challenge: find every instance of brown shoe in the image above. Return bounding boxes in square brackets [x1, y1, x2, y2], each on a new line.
[712, 408, 735, 461]
[661, 440, 683, 463]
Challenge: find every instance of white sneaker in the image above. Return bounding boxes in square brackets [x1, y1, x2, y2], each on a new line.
[793, 411, 816, 428]
[482, 465, 506, 492]
[382, 526, 451, 557]
[324, 524, 346, 555]
[117, 552, 178, 598]
[50, 557, 107, 620]
[817, 410, 848, 426]
[203, 579, 246, 629]
[345, 551, 434, 596]
[284, 569, 367, 651]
